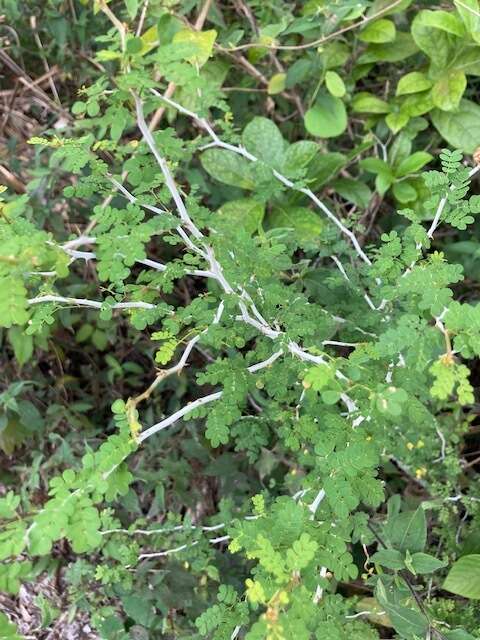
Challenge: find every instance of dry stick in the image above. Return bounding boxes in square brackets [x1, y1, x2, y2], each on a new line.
[99, 0, 127, 52]
[0, 50, 70, 118]
[135, 0, 150, 36]
[30, 16, 61, 104]
[219, 0, 404, 52]
[0, 164, 26, 193]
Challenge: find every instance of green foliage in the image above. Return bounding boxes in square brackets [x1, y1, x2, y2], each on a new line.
[4, 0, 480, 638]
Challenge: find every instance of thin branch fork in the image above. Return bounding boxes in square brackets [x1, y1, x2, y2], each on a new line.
[149, 89, 372, 267]
[137, 349, 284, 442]
[130, 92, 364, 423]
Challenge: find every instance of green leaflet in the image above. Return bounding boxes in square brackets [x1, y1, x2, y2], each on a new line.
[444, 554, 480, 599]
[431, 99, 480, 153]
[201, 148, 256, 188]
[304, 93, 347, 138]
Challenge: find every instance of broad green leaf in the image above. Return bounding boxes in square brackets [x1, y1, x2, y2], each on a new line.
[393, 181, 417, 203]
[376, 386, 408, 416]
[269, 206, 324, 244]
[358, 32, 418, 64]
[282, 141, 318, 176]
[155, 13, 183, 46]
[383, 603, 429, 639]
[386, 111, 409, 133]
[172, 29, 217, 67]
[419, 9, 465, 36]
[395, 151, 433, 177]
[139, 25, 160, 54]
[396, 71, 433, 96]
[325, 70, 346, 98]
[122, 594, 155, 627]
[411, 11, 460, 69]
[355, 597, 393, 628]
[368, 0, 414, 15]
[267, 73, 286, 95]
[432, 71, 467, 111]
[201, 148, 255, 189]
[360, 157, 391, 175]
[308, 152, 346, 187]
[456, 46, 480, 74]
[242, 117, 285, 166]
[7, 327, 33, 366]
[331, 178, 372, 208]
[359, 19, 396, 43]
[376, 173, 394, 195]
[375, 580, 428, 640]
[126, 36, 143, 54]
[455, 0, 480, 43]
[352, 92, 391, 114]
[446, 630, 479, 640]
[443, 554, 480, 598]
[385, 507, 427, 553]
[125, 0, 138, 19]
[216, 199, 264, 235]
[410, 552, 447, 574]
[431, 99, 480, 153]
[0, 612, 22, 639]
[304, 94, 347, 138]
[371, 548, 405, 570]
[323, 41, 350, 69]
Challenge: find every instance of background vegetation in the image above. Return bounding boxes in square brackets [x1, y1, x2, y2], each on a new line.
[2, 0, 480, 638]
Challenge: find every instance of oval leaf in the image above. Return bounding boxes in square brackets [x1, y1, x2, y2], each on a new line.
[304, 94, 347, 138]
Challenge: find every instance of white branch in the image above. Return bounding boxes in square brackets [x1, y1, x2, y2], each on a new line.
[138, 347, 283, 443]
[151, 89, 371, 266]
[139, 534, 230, 559]
[133, 93, 205, 246]
[60, 237, 214, 278]
[427, 164, 480, 238]
[27, 295, 155, 310]
[331, 254, 378, 312]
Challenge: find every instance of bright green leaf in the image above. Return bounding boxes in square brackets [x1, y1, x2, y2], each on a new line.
[359, 19, 396, 43]
[443, 554, 480, 599]
[304, 94, 347, 138]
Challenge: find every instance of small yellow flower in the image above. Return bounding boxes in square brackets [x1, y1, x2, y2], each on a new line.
[415, 467, 427, 479]
[407, 442, 414, 450]
[417, 440, 425, 449]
